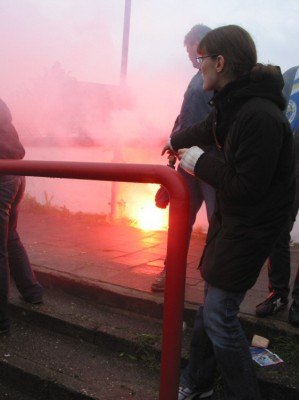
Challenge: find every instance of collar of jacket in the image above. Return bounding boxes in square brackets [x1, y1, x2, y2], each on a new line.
[208, 79, 250, 148]
[209, 65, 286, 112]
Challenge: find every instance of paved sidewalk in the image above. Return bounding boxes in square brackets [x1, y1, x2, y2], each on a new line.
[18, 207, 299, 333]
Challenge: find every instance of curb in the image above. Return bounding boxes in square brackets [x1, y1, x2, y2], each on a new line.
[33, 265, 299, 340]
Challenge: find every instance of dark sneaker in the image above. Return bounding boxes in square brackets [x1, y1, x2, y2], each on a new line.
[0, 326, 10, 335]
[256, 291, 288, 317]
[289, 302, 299, 327]
[151, 268, 166, 292]
[20, 295, 43, 305]
[178, 386, 213, 400]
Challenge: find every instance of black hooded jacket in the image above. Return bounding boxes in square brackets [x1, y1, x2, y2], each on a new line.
[170, 66, 295, 292]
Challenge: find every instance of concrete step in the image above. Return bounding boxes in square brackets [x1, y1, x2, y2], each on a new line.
[32, 264, 299, 340]
[2, 282, 299, 400]
[0, 381, 35, 400]
[3, 285, 161, 399]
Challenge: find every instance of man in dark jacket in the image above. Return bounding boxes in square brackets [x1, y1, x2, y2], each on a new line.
[0, 98, 43, 335]
[152, 24, 215, 292]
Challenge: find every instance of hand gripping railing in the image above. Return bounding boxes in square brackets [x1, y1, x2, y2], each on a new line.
[0, 160, 190, 400]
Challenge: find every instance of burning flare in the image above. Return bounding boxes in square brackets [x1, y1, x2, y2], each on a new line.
[133, 203, 168, 231]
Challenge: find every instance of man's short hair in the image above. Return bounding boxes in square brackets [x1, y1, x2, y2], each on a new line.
[184, 24, 211, 46]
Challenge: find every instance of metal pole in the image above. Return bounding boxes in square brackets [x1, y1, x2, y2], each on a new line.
[110, 0, 132, 219]
[120, 0, 132, 85]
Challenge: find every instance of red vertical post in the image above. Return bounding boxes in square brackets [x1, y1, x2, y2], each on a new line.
[0, 160, 190, 400]
[159, 177, 190, 400]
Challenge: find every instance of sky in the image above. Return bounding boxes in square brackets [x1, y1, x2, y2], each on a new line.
[1, 0, 299, 145]
[1, 0, 299, 86]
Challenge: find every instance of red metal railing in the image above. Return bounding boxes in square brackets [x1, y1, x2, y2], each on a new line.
[0, 160, 190, 400]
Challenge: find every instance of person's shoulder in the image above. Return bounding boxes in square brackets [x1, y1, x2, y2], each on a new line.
[283, 66, 299, 81]
[241, 96, 280, 110]
[238, 98, 290, 136]
[186, 72, 212, 98]
[189, 70, 203, 84]
[0, 98, 12, 124]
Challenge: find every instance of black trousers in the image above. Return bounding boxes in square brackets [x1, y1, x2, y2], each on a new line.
[267, 220, 292, 299]
[291, 267, 299, 306]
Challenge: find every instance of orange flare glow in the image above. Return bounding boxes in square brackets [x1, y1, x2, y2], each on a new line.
[133, 203, 168, 231]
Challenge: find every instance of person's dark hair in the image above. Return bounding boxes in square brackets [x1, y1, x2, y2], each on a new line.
[184, 24, 211, 46]
[198, 25, 257, 78]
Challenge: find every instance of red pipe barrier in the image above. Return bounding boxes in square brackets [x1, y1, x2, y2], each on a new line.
[0, 159, 190, 400]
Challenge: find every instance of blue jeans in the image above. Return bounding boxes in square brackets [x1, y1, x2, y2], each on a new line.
[181, 284, 261, 400]
[177, 165, 216, 245]
[0, 175, 43, 330]
[163, 167, 215, 270]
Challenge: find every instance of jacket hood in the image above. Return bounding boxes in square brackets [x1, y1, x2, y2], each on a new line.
[213, 65, 286, 111]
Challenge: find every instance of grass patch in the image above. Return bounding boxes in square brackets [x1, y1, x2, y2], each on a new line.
[21, 193, 109, 224]
[269, 335, 299, 364]
[118, 333, 161, 371]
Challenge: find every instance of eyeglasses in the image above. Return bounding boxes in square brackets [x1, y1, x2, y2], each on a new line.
[196, 55, 218, 66]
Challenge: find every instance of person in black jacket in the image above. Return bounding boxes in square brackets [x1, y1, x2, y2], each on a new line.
[162, 25, 295, 400]
[0, 98, 43, 335]
[255, 66, 299, 326]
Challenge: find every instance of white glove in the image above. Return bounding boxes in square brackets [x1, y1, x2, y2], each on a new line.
[178, 146, 204, 175]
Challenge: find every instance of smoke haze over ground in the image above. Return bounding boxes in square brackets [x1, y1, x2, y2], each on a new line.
[1, 0, 299, 235]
